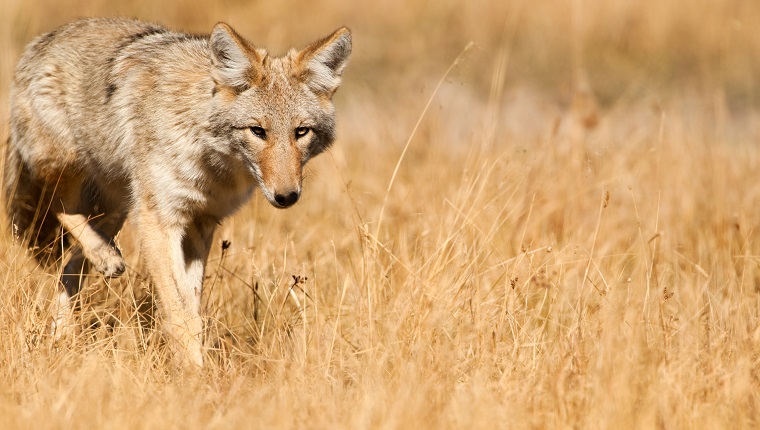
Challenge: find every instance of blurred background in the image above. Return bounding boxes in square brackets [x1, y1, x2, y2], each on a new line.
[3, 0, 759, 265]
[2, 0, 759, 109]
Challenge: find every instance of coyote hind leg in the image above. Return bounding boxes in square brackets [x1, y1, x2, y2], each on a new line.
[51, 247, 88, 339]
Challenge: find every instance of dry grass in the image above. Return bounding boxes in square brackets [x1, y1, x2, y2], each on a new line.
[2, 0, 760, 428]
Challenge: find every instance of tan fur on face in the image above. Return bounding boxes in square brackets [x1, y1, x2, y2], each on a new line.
[6, 18, 351, 368]
[258, 134, 303, 199]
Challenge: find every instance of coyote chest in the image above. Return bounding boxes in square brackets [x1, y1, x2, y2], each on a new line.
[148, 148, 257, 223]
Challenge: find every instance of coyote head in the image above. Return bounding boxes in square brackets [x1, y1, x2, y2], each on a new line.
[208, 24, 351, 208]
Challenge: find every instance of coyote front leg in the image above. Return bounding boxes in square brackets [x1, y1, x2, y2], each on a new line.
[55, 185, 126, 278]
[53, 184, 126, 338]
[138, 208, 216, 368]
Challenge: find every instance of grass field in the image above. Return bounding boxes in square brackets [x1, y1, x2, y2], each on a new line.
[2, 0, 760, 428]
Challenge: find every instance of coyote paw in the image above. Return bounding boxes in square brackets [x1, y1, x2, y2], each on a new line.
[92, 245, 126, 277]
[51, 315, 78, 340]
[51, 290, 77, 340]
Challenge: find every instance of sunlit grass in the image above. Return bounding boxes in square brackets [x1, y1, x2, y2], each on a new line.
[1, 0, 760, 428]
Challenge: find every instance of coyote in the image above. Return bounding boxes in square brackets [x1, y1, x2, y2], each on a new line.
[5, 18, 351, 367]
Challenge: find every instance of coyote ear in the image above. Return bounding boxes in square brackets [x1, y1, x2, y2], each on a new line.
[296, 27, 352, 96]
[210, 23, 256, 90]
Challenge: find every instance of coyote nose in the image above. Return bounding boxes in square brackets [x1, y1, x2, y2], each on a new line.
[274, 191, 299, 208]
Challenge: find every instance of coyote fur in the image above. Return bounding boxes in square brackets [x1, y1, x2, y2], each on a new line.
[5, 18, 351, 367]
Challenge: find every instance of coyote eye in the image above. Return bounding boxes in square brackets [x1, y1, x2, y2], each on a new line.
[250, 126, 266, 138]
[295, 127, 310, 139]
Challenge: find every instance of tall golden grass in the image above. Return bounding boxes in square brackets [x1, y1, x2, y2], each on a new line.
[1, 0, 760, 428]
